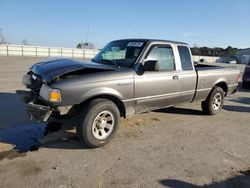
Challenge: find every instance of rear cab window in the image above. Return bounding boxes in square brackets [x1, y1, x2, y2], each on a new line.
[178, 46, 193, 71]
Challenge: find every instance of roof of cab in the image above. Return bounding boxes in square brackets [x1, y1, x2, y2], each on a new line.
[112, 38, 188, 46]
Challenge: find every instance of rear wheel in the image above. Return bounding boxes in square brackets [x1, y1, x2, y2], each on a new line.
[76, 99, 120, 148]
[242, 81, 249, 89]
[201, 86, 225, 115]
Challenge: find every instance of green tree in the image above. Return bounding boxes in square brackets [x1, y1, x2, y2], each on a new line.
[225, 46, 238, 57]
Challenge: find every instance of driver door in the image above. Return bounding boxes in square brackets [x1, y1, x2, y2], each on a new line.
[134, 44, 181, 113]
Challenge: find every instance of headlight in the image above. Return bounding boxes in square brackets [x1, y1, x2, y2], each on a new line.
[49, 89, 62, 102]
[39, 84, 62, 103]
[22, 74, 32, 86]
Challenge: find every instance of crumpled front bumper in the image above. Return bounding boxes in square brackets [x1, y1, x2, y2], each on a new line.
[26, 101, 52, 121]
[16, 90, 52, 121]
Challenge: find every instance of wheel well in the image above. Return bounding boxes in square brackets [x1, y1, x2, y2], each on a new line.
[215, 82, 228, 96]
[77, 95, 126, 118]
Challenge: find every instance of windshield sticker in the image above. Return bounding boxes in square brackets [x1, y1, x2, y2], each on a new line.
[127, 42, 144, 47]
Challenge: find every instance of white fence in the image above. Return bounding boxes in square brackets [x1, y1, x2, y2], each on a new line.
[0, 44, 222, 63]
[192, 55, 221, 63]
[0, 44, 99, 59]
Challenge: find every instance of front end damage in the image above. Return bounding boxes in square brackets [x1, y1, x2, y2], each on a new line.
[19, 72, 76, 122]
[18, 59, 115, 122]
[17, 71, 73, 121]
[16, 73, 53, 121]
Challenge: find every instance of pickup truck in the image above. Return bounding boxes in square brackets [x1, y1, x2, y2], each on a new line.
[20, 39, 240, 147]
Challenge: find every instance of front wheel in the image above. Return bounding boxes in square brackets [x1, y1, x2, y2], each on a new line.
[76, 99, 120, 148]
[201, 86, 225, 115]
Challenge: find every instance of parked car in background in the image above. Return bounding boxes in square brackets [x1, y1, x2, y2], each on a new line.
[227, 60, 237, 64]
[242, 61, 250, 88]
[224, 57, 237, 64]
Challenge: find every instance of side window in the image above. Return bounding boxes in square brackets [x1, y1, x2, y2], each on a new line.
[178, 46, 193, 70]
[146, 46, 175, 71]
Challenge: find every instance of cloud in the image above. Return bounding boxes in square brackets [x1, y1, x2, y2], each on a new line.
[182, 32, 199, 38]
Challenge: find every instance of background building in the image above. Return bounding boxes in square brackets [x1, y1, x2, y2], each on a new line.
[237, 48, 250, 64]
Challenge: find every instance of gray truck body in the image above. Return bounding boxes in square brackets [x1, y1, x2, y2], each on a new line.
[21, 39, 239, 120]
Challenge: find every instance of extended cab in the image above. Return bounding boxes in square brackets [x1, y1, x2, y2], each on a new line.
[20, 39, 240, 147]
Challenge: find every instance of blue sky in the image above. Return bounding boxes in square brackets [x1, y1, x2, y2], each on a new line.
[0, 0, 249, 48]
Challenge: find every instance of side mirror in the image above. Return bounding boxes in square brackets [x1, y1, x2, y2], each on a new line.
[143, 60, 160, 71]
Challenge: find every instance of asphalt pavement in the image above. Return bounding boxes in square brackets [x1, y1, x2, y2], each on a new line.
[0, 56, 249, 188]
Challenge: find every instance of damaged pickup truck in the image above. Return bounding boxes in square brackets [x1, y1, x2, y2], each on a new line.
[19, 39, 240, 147]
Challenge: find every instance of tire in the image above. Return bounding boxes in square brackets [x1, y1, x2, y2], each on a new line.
[242, 81, 249, 89]
[201, 86, 225, 115]
[76, 99, 120, 148]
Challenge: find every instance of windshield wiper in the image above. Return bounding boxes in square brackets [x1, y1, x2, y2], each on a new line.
[99, 59, 120, 68]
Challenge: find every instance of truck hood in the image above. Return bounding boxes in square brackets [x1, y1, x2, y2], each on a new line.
[31, 58, 115, 82]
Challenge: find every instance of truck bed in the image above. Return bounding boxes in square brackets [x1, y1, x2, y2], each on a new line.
[193, 63, 239, 101]
[195, 63, 238, 71]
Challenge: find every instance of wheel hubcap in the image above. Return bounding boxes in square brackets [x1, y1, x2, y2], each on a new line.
[212, 93, 222, 111]
[92, 111, 114, 140]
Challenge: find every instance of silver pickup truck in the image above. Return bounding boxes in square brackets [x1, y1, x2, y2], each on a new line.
[20, 39, 240, 147]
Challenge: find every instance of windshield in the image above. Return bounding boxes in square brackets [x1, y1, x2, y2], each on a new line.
[93, 40, 146, 68]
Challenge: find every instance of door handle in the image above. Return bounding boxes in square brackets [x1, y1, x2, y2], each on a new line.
[173, 75, 179, 80]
